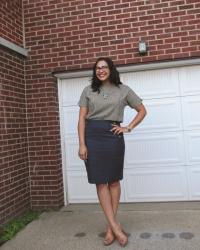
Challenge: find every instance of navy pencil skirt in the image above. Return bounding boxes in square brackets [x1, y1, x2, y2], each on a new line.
[84, 119, 125, 184]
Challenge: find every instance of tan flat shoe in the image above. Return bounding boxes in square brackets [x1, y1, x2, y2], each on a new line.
[112, 223, 128, 247]
[103, 236, 116, 246]
[118, 233, 128, 247]
[103, 230, 116, 246]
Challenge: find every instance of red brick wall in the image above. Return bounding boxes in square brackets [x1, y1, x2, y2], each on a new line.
[24, 0, 200, 71]
[0, 0, 29, 224]
[26, 75, 64, 210]
[0, 0, 24, 46]
[0, 46, 29, 224]
[22, 0, 200, 209]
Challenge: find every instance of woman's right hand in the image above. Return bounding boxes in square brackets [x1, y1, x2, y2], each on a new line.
[78, 144, 88, 161]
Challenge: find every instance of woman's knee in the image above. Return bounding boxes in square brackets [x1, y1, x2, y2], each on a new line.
[108, 181, 120, 188]
[96, 183, 107, 190]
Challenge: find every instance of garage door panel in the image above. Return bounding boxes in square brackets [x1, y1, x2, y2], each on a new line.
[61, 77, 90, 106]
[179, 65, 200, 96]
[67, 171, 126, 203]
[125, 132, 185, 167]
[184, 130, 200, 165]
[64, 137, 82, 170]
[188, 167, 200, 199]
[122, 97, 183, 133]
[120, 68, 179, 99]
[59, 65, 200, 203]
[182, 96, 200, 130]
[62, 106, 79, 137]
[124, 167, 188, 201]
[67, 171, 98, 203]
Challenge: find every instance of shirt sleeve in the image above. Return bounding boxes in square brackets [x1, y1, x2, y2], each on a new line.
[125, 86, 143, 109]
[77, 86, 89, 107]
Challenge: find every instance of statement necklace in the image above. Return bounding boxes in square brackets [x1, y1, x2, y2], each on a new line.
[100, 84, 115, 99]
[101, 89, 109, 99]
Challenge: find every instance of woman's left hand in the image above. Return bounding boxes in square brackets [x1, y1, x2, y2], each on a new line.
[110, 124, 128, 134]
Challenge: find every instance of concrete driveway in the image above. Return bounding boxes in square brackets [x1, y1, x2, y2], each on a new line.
[1, 203, 200, 250]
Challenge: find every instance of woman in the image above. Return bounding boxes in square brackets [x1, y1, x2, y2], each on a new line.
[77, 57, 147, 247]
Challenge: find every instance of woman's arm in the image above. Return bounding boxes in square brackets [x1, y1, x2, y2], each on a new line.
[111, 103, 147, 134]
[77, 106, 88, 160]
[126, 103, 147, 131]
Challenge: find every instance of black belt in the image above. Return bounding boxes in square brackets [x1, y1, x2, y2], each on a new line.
[107, 120, 121, 125]
[86, 119, 121, 124]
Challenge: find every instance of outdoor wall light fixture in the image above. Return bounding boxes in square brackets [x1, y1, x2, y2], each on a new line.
[139, 40, 148, 55]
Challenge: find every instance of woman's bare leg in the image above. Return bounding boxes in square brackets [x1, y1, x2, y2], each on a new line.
[105, 181, 121, 236]
[96, 183, 127, 245]
[109, 181, 121, 216]
[96, 183, 117, 229]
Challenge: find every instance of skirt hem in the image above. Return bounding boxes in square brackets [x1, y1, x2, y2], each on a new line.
[88, 176, 123, 185]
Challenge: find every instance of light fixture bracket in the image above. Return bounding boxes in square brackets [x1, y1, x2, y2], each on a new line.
[139, 40, 147, 55]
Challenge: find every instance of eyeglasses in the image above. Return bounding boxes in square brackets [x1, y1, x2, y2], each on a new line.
[95, 66, 109, 71]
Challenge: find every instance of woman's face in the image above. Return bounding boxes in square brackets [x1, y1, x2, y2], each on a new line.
[95, 60, 111, 82]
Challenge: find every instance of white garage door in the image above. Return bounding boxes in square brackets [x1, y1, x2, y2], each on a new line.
[58, 65, 200, 203]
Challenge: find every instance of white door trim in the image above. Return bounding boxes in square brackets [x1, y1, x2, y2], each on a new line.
[53, 58, 200, 79]
[58, 78, 69, 205]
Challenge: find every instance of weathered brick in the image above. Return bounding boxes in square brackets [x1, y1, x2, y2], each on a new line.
[0, 45, 29, 224]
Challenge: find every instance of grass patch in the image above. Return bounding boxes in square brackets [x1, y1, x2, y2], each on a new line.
[0, 210, 41, 246]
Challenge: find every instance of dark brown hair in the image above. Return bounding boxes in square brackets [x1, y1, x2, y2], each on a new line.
[91, 57, 123, 93]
